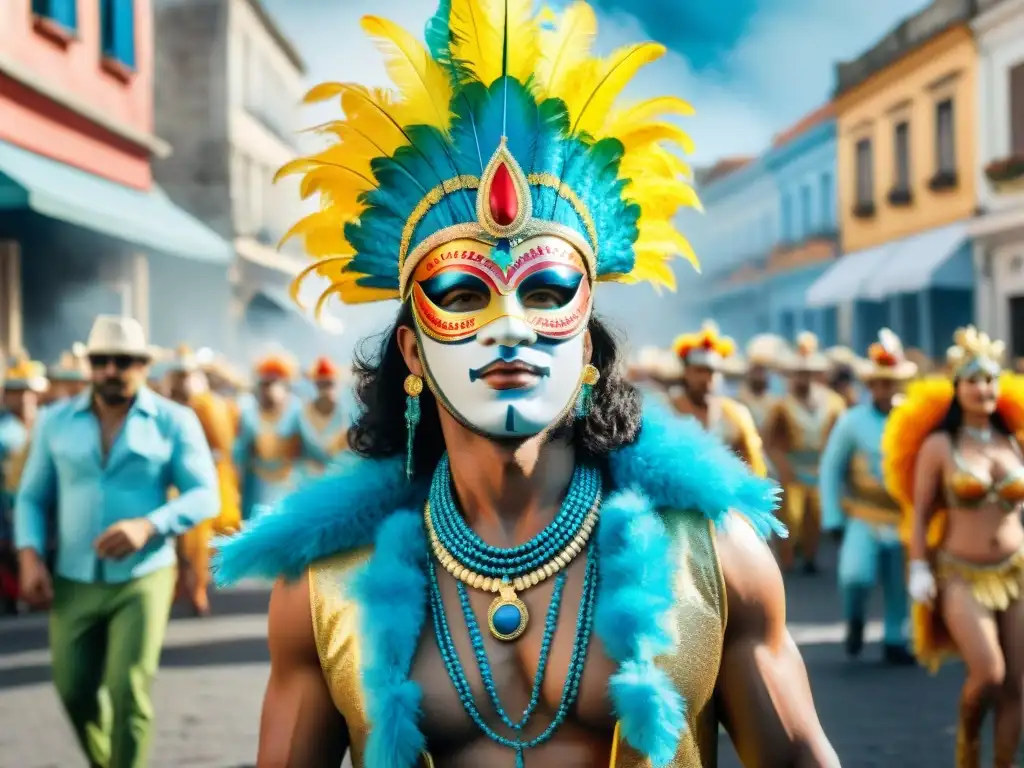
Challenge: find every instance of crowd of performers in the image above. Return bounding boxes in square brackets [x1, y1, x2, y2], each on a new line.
[629, 320, 1024, 765]
[0, 324, 351, 618]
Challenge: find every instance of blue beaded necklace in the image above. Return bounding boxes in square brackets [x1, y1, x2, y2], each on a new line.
[425, 454, 602, 765]
[429, 454, 600, 639]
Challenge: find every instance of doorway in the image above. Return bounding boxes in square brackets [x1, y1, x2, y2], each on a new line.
[1010, 294, 1024, 359]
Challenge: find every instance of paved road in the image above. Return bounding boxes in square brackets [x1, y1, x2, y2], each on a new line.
[0, 544, 982, 767]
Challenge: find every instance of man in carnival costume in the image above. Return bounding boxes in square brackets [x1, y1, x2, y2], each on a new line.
[214, 3, 838, 767]
[819, 329, 916, 665]
[766, 332, 845, 573]
[234, 353, 304, 521]
[298, 356, 348, 480]
[164, 346, 241, 615]
[737, 333, 785, 434]
[671, 322, 767, 476]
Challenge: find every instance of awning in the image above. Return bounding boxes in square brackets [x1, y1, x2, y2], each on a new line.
[0, 140, 231, 263]
[805, 243, 891, 307]
[861, 222, 970, 299]
[806, 221, 971, 306]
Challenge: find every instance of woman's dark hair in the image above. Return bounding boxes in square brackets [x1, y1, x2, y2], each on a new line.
[935, 377, 1012, 437]
[347, 302, 643, 477]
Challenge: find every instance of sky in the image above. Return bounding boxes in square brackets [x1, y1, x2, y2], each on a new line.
[260, 0, 934, 347]
[264, 0, 932, 164]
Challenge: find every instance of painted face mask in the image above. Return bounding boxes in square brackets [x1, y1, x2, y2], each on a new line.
[411, 235, 594, 437]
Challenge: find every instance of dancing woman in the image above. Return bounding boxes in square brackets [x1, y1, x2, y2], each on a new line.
[883, 326, 1024, 767]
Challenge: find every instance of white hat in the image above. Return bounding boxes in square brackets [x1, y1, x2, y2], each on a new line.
[745, 334, 786, 367]
[778, 331, 831, 373]
[855, 328, 918, 381]
[85, 315, 152, 359]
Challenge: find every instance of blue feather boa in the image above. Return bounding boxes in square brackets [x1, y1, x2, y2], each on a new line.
[214, 400, 782, 767]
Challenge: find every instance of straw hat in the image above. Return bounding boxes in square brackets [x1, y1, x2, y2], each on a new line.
[5, 353, 49, 392]
[745, 334, 787, 368]
[778, 331, 830, 373]
[854, 328, 918, 380]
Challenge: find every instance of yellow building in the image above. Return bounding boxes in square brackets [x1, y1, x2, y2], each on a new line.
[806, 1, 979, 358]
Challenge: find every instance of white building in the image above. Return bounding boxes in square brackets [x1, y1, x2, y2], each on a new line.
[153, 0, 330, 362]
[971, 0, 1024, 355]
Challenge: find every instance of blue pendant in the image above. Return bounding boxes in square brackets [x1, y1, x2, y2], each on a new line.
[488, 582, 529, 641]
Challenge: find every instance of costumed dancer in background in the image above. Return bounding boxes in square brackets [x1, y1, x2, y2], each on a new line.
[234, 354, 302, 521]
[45, 343, 90, 404]
[0, 360, 27, 614]
[164, 346, 241, 616]
[767, 331, 845, 573]
[671, 322, 767, 475]
[883, 326, 1024, 768]
[298, 356, 348, 480]
[738, 333, 785, 434]
[825, 345, 862, 408]
[2, 354, 49, 432]
[819, 329, 916, 665]
[214, 2, 839, 764]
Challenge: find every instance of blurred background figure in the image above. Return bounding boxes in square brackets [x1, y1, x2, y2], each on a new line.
[298, 356, 347, 480]
[45, 343, 90, 404]
[0, 358, 28, 615]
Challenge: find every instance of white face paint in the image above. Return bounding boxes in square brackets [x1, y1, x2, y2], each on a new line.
[409, 235, 593, 438]
[417, 318, 587, 437]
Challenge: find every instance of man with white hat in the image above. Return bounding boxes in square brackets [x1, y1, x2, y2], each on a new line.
[819, 329, 916, 665]
[14, 315, 218, 768]
[766, 331, 847, 573]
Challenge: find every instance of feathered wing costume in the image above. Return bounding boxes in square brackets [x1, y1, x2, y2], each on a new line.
[883, 367, 1024, 671]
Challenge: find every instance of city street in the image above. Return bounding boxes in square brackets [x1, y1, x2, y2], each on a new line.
[0, 544, 971, 767]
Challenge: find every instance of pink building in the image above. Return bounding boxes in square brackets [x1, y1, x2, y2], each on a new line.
[0, 0, 231, 363]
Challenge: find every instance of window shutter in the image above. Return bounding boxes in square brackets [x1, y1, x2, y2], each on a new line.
[114, 0, 136, 69]
[1011, 62, 1024, 156]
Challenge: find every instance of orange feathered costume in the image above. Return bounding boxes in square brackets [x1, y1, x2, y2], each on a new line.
[882, 373, 1024, 671]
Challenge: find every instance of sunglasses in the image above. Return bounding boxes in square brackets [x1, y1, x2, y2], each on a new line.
[88, 354, 146, 371]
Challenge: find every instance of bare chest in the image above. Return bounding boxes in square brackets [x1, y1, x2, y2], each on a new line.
[411, 557, 618, 757]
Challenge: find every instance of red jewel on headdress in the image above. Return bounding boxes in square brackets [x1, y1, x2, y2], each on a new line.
[488, 162, 519, 226]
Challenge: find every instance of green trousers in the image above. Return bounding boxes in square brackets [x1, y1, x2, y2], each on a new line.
[49, 566, 176, 768]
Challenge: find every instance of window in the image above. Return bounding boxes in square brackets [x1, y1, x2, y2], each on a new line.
[32, 0, 77, 30]
[819, 172, 833, 230]
[100, 0, 135, 70]
[1011, 62, 1024, 156]
[781, 193, 793, 242]
[894, 121, 911, 190]
[936, 99, 956, 174]
[800, 184, 813, 237]
[855, 138, 874, 211]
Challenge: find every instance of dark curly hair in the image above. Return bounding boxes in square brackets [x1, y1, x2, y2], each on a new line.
[346, 302, 643, 478]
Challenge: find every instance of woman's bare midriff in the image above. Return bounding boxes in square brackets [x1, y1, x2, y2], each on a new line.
[942, 505, 1024, 564]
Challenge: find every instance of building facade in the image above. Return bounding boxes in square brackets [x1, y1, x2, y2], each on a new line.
[971, 0, 1024, 356]
[761, 104, 840, 345]
[153, 0, 335, 365]
[0, 0, 230, 361]
[685, 157, 779, 344]
[808, 0, 979, 357]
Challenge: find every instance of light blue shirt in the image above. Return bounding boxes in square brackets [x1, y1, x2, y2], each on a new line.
[14, 388, 218, 583]
[819, 403, 890, 532]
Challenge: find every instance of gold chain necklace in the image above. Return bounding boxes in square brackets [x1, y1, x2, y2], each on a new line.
[423, 499, 600, 640]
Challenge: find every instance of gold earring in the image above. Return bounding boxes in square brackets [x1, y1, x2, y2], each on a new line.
[404, 374, 423, 479]
[576, 364, 600, 418]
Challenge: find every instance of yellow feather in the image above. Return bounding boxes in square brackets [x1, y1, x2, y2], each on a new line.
[339, 87, 409, 155]
[636, 220, 700, 272]
[448, 0, 504, 86]
[565, 42, 665, 136]
[604, 96, 693, 135]
[360, 15, 453, 132]
[625, 250, 678, 290]
[298, 164, 374, 200]
[628, 179, 701, 217]
[535, 1, 597, 98]
[274, 158, 318, 182]
[303, 82, 346, 103]
[501, 0, 539, 84]
[618, 121, 695, 155]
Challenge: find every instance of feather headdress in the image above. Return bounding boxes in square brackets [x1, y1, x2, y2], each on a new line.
[254, 354, 297, 382]
[280, 0, 700, 316]
[672, 320, 736, 368]
[5, 353, 49, 392]
[946, 325, 1004, 378]
[308, 356, 339, 380]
